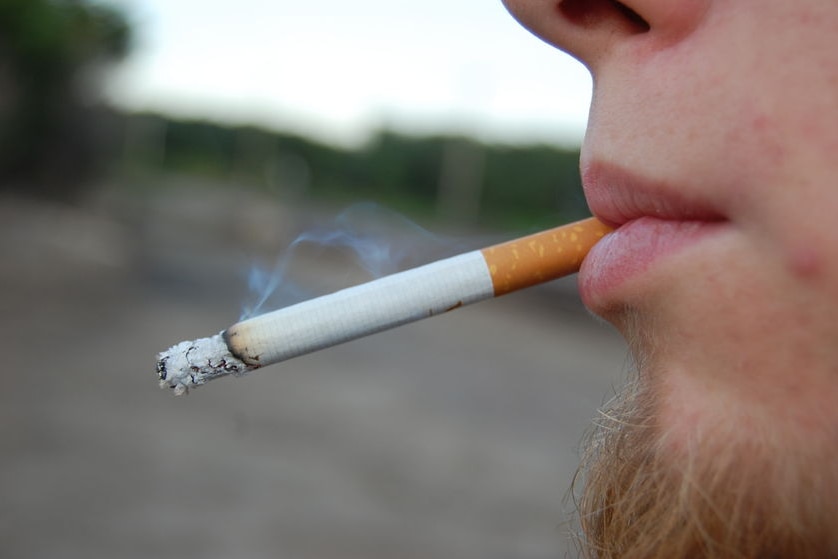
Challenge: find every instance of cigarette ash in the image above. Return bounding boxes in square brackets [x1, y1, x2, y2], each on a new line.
[156, 334, 252, 395]
[241, 203, 467, 320]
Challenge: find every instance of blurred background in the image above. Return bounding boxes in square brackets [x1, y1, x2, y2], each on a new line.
[0, 1, 629, 557]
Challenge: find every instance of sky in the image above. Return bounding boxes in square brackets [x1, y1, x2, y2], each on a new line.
[102, 0, 593, 148]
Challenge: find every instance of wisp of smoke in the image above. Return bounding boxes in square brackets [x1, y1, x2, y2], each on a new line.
[240, 203, 471, 320]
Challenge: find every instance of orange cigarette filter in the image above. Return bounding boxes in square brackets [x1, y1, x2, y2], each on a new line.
[482, 217, 614, 296]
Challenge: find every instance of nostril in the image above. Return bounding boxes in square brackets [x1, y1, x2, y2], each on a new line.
[613, 1, 650, 32]
[558, 0, 650, 34]
[557, 0, 607, 28]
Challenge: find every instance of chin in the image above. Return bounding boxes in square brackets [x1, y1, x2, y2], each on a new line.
[573, 360, 838, 559]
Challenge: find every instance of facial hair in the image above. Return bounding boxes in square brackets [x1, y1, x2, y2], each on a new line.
[572, 367, 838, 559]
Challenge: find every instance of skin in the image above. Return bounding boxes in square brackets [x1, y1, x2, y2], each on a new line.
[501, 1, 838, 556]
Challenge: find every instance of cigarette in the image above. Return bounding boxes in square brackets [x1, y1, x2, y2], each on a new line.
[156, 217, 612, 394]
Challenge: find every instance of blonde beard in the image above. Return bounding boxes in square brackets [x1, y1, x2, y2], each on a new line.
[573, 369, 838, 559]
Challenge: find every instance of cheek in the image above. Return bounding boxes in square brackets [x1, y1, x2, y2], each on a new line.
[606, 224, 823, 379]
[737, 113, 788, 166]
[718, 110, 791, 211]
[717, 97, 838, 294]
[745, 172, 838, 301]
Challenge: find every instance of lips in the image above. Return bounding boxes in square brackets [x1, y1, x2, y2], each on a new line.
[578, 162, 728, 306]
[582, 162, 725, 227]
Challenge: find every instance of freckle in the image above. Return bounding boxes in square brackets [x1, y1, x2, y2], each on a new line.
[789, 246, 823, 280]
[752, 114, 771, 131]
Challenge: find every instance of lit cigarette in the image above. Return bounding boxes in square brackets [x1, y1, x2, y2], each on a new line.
[156, 217, 612, 394]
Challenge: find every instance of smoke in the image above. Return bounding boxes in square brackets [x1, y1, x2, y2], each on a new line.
[240, 203, 472, 320]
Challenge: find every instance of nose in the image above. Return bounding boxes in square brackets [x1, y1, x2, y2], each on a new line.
[502, 0, 708, 68]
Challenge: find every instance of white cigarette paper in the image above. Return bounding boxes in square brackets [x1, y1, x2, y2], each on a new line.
[156, 217, 611, 394]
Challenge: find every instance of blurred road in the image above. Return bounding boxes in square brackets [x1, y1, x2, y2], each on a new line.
[0, 186, 627, 559]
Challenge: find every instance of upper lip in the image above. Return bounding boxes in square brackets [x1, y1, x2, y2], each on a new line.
[581, 161, 726, 227]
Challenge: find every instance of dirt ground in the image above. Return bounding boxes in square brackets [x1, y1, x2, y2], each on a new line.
[0, 185, 628, 559]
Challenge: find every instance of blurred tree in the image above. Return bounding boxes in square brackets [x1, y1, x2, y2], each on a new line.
[483, 144, 588, 227]
[136, 113, 587, 229]
[436, 137, 485, 225]
[0, 0, 131, 200]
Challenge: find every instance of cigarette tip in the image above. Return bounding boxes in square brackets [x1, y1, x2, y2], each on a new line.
[156, 333, 251, 395]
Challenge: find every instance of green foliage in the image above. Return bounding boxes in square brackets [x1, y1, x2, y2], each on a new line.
[483, 144, 589, 226]
[360, 132, 445, 203]
[163, 120, 239, 176]
[0, 0, 131, 198]
[124, 113, 587, 230]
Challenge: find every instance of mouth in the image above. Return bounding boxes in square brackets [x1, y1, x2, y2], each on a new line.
[578, 162, 730, 308]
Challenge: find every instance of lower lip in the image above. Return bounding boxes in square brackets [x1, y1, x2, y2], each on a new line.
[579, 217, 724, 305]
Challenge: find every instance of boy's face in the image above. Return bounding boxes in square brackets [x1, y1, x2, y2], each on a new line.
[504, 0, 838, 555]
